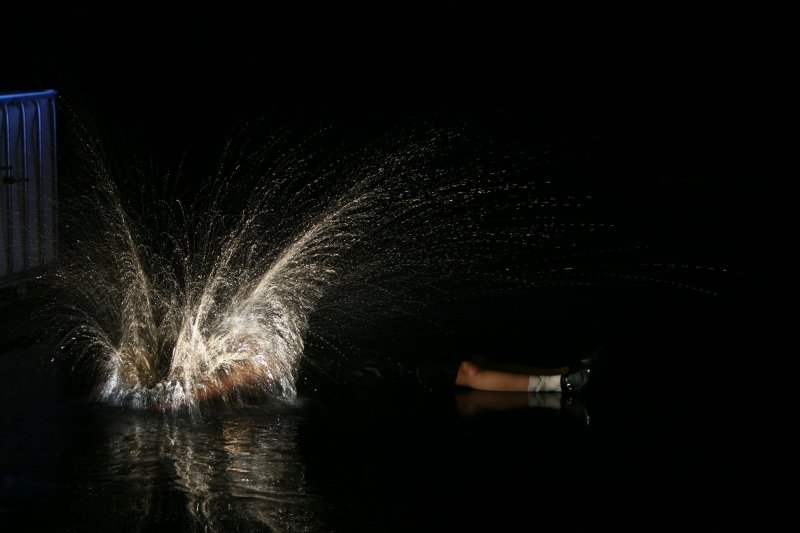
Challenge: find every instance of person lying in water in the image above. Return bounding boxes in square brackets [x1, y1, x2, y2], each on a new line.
[178, 349, 597, 410]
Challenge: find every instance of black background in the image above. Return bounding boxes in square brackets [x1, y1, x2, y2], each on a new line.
[2, 15, 759, 528]
[6, 17, 744, 280]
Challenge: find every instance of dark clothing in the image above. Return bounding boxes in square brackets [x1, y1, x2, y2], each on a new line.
[414, 354, 462, 392]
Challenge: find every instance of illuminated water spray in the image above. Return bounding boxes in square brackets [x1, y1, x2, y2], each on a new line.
[50, 125, 718, 411]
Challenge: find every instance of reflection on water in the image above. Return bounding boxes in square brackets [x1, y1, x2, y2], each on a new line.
[78, 403, 322, 531]
[2, 324, 736, 530]
[455, 390, 590, 425]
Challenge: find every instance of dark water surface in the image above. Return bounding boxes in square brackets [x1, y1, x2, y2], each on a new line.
[1, 285, 747, 530]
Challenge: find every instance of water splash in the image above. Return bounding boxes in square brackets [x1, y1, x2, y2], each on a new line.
[49, 124, 723, 411]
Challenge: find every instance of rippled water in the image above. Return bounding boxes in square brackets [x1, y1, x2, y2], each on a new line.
[1, 346, 592, 530]
[1, 289, 742, 531]
[70, 405, 320, 530]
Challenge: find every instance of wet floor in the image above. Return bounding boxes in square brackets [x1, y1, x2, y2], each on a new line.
[0, 284, 753, 530]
